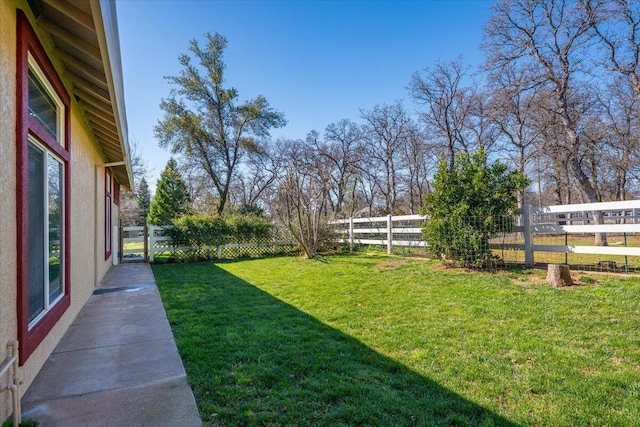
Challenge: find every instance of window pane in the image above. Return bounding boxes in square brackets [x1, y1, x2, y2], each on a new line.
[48, 155, 63, 301]
[28, 69, 58, 140]
[28, 143, 45, 323]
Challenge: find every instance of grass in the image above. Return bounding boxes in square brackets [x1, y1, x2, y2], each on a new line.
[153, 254, 640, 426]
[2, 420, 39, 427]
[493, 233, 640, 271]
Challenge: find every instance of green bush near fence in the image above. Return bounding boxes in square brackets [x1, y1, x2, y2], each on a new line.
[422, 147, 528, 268]
[168, 215, 230, 247]
[226, 214, 273, 242]
[163, 214, 277, 262]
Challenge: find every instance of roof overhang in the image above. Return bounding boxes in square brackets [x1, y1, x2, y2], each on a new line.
[30, 0, 133, 189]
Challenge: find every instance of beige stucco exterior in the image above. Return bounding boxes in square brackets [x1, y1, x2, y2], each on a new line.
[0, 0, 20, 421]
[0, 1, 128, 421]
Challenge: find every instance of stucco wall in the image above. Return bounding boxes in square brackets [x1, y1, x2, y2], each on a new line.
[0, 1, 120, 421]
[0, 0, 19, 421]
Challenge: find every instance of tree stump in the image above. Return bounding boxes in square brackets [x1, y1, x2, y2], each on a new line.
[546, 264, 573, 287]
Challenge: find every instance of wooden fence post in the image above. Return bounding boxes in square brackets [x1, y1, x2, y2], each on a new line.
[349, 217, 354, 252]
[149, 225, 155, 262]
[118, 226, 124, 264]
[387, 214, 393, 255]
[143, 225, 149, 262]
[112, 225, 119, 265]
[523, 205, 534, 266]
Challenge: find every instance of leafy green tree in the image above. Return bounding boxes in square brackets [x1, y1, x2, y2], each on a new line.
[155, 32, 286, 215]
[147, 159, 191, 225]
[422, 146, 529, 268]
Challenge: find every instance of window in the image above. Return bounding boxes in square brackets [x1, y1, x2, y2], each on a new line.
[16, 11, 71, 364]
[105, 170, 112, 259]
[27, 142, 65, 325]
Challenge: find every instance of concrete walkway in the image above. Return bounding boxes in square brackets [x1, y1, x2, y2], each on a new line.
[21, 263, 201, 427]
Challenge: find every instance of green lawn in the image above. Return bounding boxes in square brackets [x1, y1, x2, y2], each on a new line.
[152, 254, 640, 426]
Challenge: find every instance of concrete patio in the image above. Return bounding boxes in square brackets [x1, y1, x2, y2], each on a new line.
[21, 263, 201, 427]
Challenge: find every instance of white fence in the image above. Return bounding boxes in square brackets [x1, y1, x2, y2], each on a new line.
[119, 226, 147, 262]
[330, 200, 640, 268]
[331, 214, 427, 254]
[119, 225, 298, 262]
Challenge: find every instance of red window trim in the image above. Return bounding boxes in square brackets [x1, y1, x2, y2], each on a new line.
[114, 182, 120, 206]
[16, 10, 71, 365]
[105, 169, 112, 260]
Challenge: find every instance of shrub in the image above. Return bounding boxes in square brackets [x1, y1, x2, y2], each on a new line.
[168, 215, 231, 253]
[227, 214, 273, 242]
[166, 214, 274, 261]
[421, 147, 529, 268]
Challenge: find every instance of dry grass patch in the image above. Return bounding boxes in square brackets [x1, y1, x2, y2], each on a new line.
[373, 259, 408, 271]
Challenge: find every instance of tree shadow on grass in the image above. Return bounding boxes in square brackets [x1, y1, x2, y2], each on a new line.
[154, 262, 519, 427]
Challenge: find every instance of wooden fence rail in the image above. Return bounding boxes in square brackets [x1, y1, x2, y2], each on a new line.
[330, 201, 640, 267]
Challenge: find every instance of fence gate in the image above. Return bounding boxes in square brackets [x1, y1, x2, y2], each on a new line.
[119, 225, 148, 263]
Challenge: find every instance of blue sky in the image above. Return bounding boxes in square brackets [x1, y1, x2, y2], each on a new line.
[116, 0, 494, 191]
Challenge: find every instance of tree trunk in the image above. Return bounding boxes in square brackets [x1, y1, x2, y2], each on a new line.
[569, 158, 608, 246]
[546, 264, 573, 287]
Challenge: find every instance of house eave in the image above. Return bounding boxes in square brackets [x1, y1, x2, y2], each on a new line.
[33, 0, 133, 190]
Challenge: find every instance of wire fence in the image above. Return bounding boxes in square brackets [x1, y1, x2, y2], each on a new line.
[330, 201, 640, 273]
[150, 225, 300, 262]
[120, 225, 300, 263]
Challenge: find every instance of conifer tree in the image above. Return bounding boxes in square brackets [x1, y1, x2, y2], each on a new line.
[147, 159, 191, 225]
[136, 177, 151, 223]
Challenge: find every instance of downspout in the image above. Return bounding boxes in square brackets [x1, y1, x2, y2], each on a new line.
[0, 341, 22, 427]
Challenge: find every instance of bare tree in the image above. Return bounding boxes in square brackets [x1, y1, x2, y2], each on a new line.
[598, 76, 640, 200]
[466, 88, 501, 154]
[588, 0, 640, 101]
[317, 119, 365, 217]
[118, 139, 151, 226]
[401, 126, 434, 214]
[360, 102, 412, 214]
[178, 156, 220, 214]
[408, 58, 473, 170]
[484, 0, 609, 244]
[587, 0, 640, 200]
[355, 169, 380, 216]
[271, 139, 331, 259]
[230, 142, 283, 210]
[487, 64, 545, 206]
